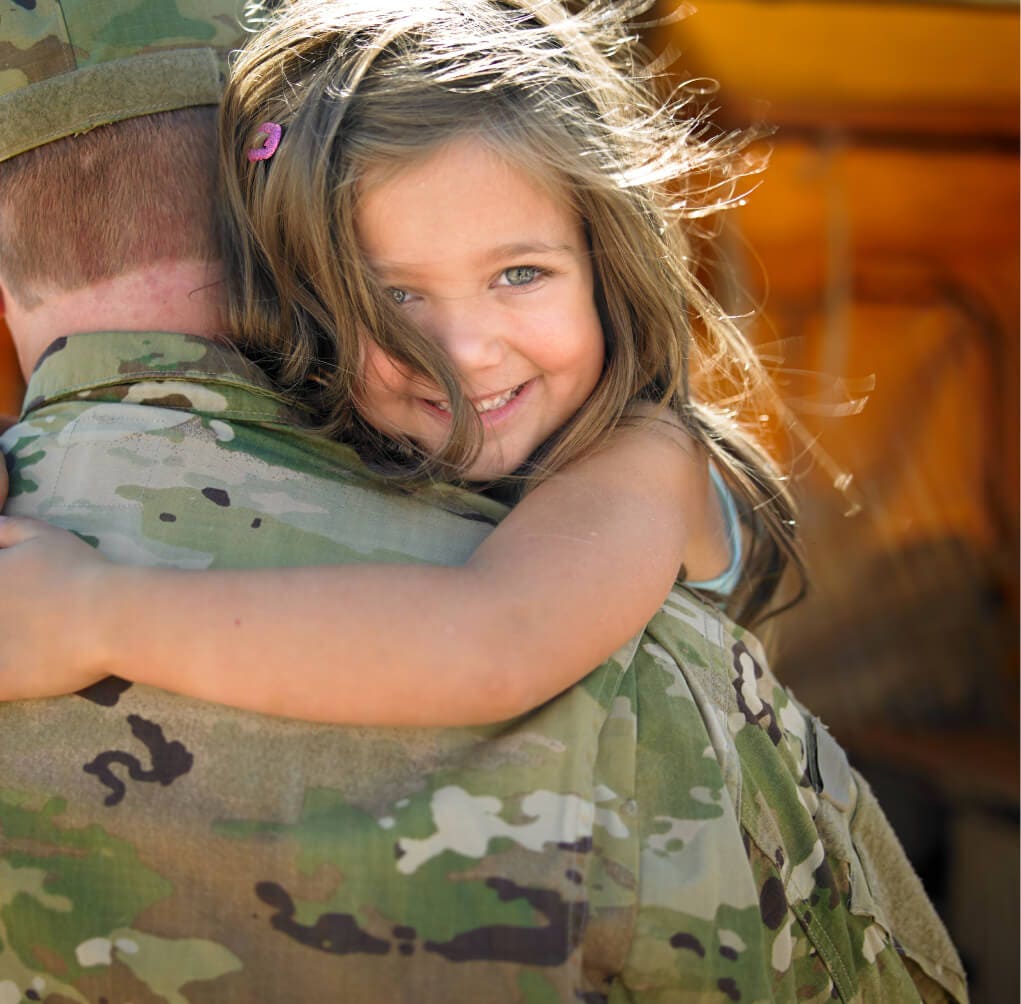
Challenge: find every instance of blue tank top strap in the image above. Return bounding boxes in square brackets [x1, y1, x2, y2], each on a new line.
[687, 465, 743, 597]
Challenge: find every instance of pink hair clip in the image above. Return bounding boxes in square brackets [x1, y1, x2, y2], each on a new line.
[248, 122, 282, 162]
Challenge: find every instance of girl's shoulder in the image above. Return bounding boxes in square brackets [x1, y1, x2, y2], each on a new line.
[610, 406, 736, 589]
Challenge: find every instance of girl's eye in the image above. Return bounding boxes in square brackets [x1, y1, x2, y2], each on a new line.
[387, 287, 409, 305]
[502, 265, 540, 287]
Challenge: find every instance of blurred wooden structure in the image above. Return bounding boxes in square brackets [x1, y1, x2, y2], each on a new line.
[650, 2, 1018, 1000]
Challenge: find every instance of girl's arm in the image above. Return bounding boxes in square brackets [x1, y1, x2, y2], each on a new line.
[0, 418, 729, 724]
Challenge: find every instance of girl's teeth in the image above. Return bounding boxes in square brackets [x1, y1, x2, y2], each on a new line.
[432, 385, 523, 414]
[476, 386, 521, 413]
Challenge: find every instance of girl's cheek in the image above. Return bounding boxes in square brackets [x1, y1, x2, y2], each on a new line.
[354, 343, 424, 439]
[359, 343, 407, 396]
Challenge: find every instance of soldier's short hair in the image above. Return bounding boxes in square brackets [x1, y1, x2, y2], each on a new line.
[0, 108, 219, 305]
[0, 0, 243, 304]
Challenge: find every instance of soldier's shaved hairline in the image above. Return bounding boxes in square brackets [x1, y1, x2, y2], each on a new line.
[0, 0, 243, 306]
[0, 107, 221, 307]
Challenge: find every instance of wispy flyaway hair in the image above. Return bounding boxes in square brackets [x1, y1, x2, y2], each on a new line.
[219, 0, 800, 622]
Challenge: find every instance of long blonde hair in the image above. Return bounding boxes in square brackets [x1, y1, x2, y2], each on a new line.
[220, 0, 801, 623]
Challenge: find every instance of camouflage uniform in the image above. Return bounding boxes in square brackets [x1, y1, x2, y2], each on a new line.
[0, 332, 967, 1003]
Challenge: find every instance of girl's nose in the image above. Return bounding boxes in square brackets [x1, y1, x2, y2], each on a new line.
[427, 298, 507, 373]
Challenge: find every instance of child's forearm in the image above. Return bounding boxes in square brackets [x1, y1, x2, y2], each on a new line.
[0, 417, 704, 724]
[97, 557, 616, 725]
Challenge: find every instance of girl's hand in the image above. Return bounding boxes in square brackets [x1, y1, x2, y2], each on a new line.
[0, 516, 111, 700]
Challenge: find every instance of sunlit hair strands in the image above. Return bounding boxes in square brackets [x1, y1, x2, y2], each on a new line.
[219, 0, 802, 623]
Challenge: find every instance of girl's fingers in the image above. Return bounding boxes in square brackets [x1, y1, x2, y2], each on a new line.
[0, 514, 55, 547]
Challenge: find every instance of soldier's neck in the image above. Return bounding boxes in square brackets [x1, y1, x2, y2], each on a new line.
[4, 258, 229, 380]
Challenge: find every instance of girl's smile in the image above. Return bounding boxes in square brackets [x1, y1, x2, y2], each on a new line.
[422, 377, 534, 421]
[355, 137, 605, 480]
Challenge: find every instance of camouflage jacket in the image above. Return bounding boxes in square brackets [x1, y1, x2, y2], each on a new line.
[0, 332, 966, 1003]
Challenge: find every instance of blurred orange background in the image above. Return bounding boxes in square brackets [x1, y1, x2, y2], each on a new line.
[0, 320, 21, 416]
[649, 3, 1018, 1000]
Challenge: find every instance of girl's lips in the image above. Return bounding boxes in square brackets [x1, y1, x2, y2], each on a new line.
[420, 378, 535, 425]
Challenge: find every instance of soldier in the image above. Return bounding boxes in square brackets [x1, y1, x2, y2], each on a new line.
[0, 1, 965, 1001]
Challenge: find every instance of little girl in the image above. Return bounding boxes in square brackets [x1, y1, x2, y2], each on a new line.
[0, 0, 799, 723]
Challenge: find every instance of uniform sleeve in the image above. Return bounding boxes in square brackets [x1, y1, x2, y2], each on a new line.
[612, 628, 785, 1001]
[609, 588, 969, 1003]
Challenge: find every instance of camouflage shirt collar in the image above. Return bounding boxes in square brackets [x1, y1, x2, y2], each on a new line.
[19, 329, 512, 524]
[21, 330, 303, 426]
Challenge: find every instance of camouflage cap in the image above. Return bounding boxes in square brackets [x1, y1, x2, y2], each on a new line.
[0, 0, 245, 163]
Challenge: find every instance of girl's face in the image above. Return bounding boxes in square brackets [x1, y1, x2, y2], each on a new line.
[355, 136, 605, 480]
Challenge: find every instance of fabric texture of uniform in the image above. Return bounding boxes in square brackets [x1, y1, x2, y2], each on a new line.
[0, 331, 967, 1003]
[0, 0, 244, 162]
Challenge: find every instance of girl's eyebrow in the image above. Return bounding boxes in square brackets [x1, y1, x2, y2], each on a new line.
[481, 241, 577, 262]
[370, 241, 578, 279]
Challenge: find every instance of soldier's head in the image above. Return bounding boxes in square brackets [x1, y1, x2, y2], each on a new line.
[0, 0, 243, 309]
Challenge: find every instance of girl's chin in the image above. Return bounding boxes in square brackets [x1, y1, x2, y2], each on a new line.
[463, 450, 531, 484]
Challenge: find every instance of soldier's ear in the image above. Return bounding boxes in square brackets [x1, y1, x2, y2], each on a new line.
[0, 270, 13, 321]
[0, 265, 19, 319]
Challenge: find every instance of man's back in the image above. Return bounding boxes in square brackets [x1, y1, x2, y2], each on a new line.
[0, 330, 966, 1002]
